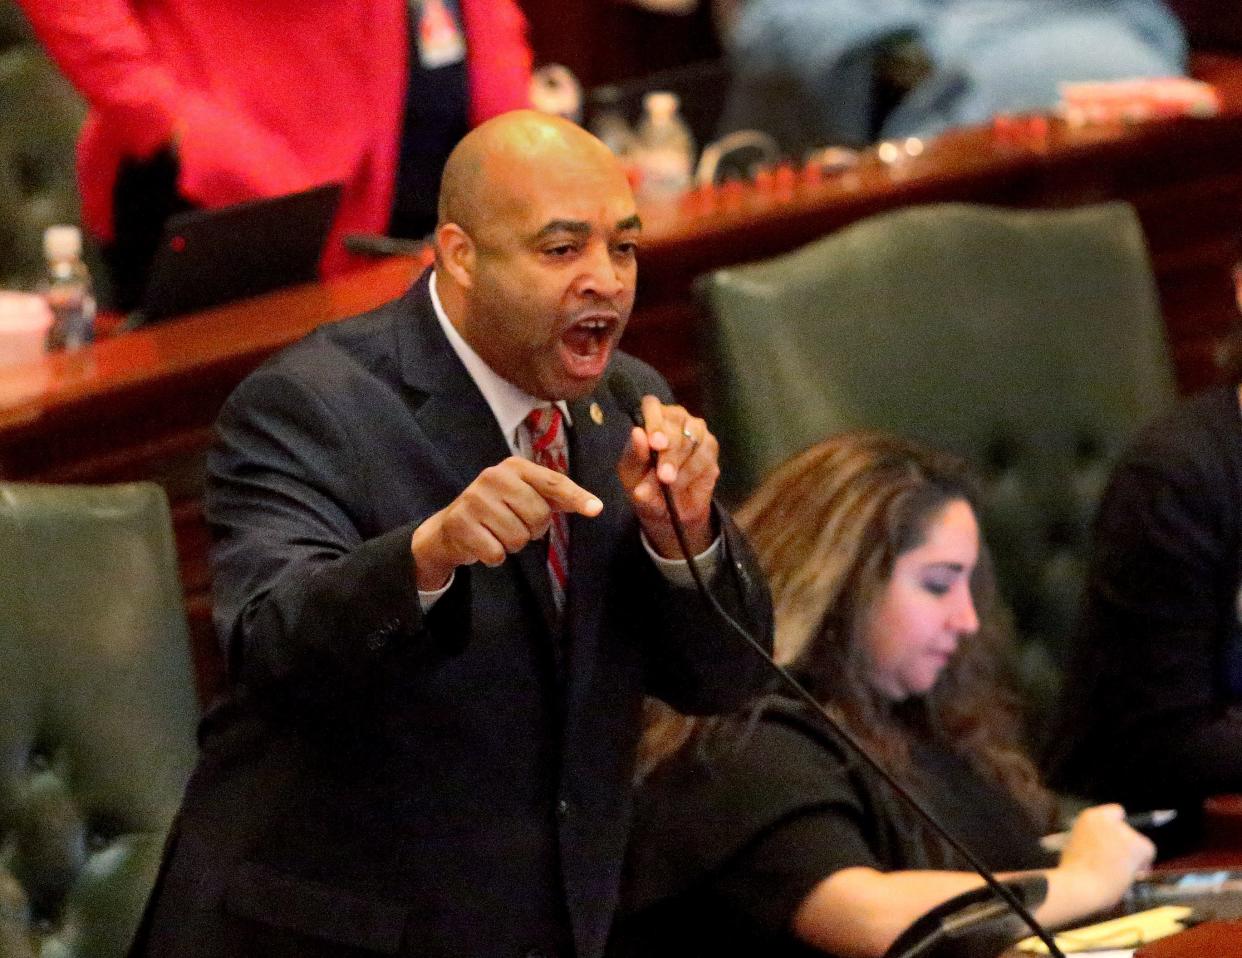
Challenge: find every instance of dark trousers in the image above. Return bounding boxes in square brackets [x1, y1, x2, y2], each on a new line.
[103, 147, 194, 312]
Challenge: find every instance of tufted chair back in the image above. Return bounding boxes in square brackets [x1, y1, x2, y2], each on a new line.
[0, 483, 198, 958]
[697, 201, 1176, 729]
[0, 0, 86, 288]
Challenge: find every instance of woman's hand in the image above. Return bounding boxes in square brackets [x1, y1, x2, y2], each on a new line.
[787, 804, 1157, 958]
[1053, 804, 1155, 916]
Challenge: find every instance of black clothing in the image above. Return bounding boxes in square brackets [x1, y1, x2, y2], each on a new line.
[610, 696, 1050, 958]
[390, 0, 470, 239]
[133, 272, 774, 958]
[104, 146, 194, 311]
[1049, 385, 1242, 811]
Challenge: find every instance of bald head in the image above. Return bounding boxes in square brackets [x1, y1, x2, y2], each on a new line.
[438, 110, 626, 238]
[432, 109, 640, 400]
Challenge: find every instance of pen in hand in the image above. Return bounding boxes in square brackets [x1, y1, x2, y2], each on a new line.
[1040, 809, 1177, 854]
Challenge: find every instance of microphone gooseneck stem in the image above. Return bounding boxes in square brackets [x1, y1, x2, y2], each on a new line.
[612, 379, 1066, 958]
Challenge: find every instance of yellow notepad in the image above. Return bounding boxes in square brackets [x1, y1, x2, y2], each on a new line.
[1016, 905, 1193, 954]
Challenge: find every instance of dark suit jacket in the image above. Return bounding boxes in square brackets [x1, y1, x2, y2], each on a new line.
[1049, 385, 1242, 810]
[135, 271, 773, 958]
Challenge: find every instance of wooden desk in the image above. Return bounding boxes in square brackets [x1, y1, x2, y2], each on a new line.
[1158, 797, 1242, 872]
[1136, 919, 1242, 956]
[4, 111, 1242, 702]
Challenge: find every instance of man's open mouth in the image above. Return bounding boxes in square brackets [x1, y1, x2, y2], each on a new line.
[559, 314, 619, 379]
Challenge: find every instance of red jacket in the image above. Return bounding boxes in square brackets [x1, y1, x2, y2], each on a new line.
[18, 0, 532, 276]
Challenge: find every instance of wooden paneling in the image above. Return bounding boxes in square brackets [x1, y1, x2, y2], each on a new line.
[519, 0, 721, 87]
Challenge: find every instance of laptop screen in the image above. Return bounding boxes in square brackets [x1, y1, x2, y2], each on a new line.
[136, 182, 344, 324]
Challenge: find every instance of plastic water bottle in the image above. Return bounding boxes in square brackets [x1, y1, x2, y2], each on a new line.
[42, 225, 96, 352]
[590, 87, 638, 161]
[634, 91, 695, 201]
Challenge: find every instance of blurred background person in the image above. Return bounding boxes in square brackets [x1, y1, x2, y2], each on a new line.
[717, 0, 1187, 153]
[1049, 301, 1242, 843]
[15, 0, 533, 309]
[610, 431, 1153, 958]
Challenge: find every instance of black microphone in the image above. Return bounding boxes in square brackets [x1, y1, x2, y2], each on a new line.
[884, 874, 1048, 958]
[606, 368, 1067, 958]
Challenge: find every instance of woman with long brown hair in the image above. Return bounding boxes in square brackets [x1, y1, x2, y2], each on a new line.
[611, 431, 1153, 958]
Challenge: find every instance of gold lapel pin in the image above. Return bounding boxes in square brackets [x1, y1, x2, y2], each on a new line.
[589, 401, 605, 425]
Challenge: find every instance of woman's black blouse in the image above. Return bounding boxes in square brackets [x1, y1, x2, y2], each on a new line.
[609, 696, 1051, 958]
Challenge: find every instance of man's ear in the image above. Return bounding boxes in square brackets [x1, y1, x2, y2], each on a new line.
[436, 223, 476, 289]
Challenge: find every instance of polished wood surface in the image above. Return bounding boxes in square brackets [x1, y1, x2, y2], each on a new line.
[1160, 796, 1242, 871]
[5, 109, 1242, 702]
[1136, 921, 1242, 957]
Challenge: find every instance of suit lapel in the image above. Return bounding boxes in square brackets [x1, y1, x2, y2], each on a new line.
[562, 385, 633, 693]
[567, 392, 629, 544]
[395, 271, 560, 634]
[412, 391, 562, 638]
[515, 531, 561, 640]
[395, 272, 510, 491]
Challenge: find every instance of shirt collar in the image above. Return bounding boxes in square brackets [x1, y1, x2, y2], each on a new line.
[430, 271, 571, 456]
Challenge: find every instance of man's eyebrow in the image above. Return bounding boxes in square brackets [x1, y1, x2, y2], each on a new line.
[534, 220, 591, 240]
[533, 215, 643, 240]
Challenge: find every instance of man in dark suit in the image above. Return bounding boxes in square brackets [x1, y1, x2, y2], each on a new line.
[133, 111, 773, 958]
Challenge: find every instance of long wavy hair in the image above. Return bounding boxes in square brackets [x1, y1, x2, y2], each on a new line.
[639, 431, 1055, 827]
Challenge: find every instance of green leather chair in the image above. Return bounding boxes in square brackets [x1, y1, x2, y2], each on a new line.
[0, 483, 198, 958]
[698, 201, 1176, 726]
[0, 1, 86, 288]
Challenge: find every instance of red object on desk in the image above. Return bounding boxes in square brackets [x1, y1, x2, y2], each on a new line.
[1135, 920, 1242, 956]
[1159, 795, 1242, 871]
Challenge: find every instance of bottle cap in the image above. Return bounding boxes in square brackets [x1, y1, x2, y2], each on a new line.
[43, 224, 82, 261]
[643, 91, 680, 121]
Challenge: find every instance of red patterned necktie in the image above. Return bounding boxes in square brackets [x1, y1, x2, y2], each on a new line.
[525, 404, 569, 611]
